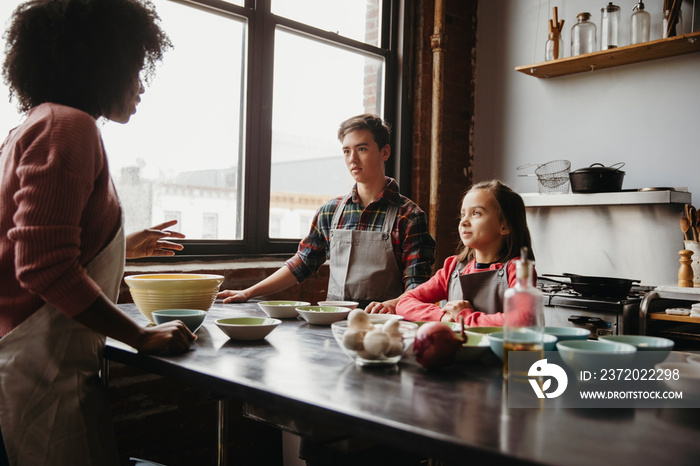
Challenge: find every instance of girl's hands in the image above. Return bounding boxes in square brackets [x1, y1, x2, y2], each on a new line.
[125, 220, 185, 259]
[135, 320, 196, 354]
[441, 300, 474, 322]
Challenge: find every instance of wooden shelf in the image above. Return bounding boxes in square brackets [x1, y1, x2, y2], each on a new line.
[515, 31, 700, 78]
[649, 312, 700, 324]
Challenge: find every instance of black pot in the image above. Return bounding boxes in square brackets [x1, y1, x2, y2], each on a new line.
[569, 163, 625, 193]
[542, 273, 640, 299]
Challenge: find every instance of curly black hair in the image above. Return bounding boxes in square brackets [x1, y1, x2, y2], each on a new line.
[2, 0, 171, 117]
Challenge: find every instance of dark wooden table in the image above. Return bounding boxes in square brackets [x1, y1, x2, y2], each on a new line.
[106, 302, 700, 465]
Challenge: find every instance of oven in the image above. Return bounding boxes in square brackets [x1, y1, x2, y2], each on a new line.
[538, 278, 651, 338]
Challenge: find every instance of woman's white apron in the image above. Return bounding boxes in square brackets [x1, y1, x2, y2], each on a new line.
[0, 224, 125, 466]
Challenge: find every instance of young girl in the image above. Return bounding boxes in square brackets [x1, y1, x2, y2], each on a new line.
[396, 180, 535, 326]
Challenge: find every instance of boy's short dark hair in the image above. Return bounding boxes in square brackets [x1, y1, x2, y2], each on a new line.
[337, 114, 391, 149]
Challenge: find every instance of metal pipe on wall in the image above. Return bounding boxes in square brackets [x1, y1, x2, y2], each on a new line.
[429, 0, 446, 241]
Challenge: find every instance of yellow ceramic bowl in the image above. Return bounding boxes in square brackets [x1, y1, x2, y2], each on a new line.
[124, 273, 224, 322]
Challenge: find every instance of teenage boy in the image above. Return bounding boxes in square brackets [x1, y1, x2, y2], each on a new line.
[217, 114, 435, 314]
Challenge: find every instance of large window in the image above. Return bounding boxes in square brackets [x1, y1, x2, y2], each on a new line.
[0, 0, 403, 258]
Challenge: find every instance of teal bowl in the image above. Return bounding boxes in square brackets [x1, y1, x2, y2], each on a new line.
[599, 335, 674, 365]
[544, 326, 591, 342]
[151, 309, 207, 333]
[556, 340, 637, 372]
[487, 331, 558, 361]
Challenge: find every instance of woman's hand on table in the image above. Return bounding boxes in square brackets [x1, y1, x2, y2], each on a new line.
[125, 220, 185, 259]
[217, 289, 249, 303]
[366, 298, 399, 314]
[136, 321, 196, 354]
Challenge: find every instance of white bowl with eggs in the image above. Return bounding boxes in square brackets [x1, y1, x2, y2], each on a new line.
[331, 309, 418, 366]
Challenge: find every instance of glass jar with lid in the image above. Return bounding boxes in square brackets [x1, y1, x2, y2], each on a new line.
[630, 1, 650, 44]
[601, 2, 621, 49]
[571, 12, 596, 56]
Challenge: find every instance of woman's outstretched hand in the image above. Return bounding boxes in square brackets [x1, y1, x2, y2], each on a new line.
[126, 220, 185, 259]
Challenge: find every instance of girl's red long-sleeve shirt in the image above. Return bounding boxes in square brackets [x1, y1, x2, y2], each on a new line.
[396, 255, 520, 326]
[0, 103, 121, 336]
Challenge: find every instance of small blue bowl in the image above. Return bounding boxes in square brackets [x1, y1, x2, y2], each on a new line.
[556, 339, 637, 372]
[151, 309, 207, 333]
[487, 331, 558, 361]
[544, 326, 590, 342]
[599, 335, 674, 365]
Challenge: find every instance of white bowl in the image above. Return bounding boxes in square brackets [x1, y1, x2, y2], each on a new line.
[257, 300, 310, 319]
[332, 320, 418, 366]
[151, 309, 207, 333]
[368, 314, 405, 324]
[654, 362, 700, 398]
[317, 300, 359, 309]
[215, 317, 280, 341]
[296, 305, 351, 325]
[124, 273, 224, 323]
[556, 340, 637, 373]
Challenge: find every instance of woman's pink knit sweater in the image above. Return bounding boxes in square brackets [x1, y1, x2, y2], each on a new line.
[0, 103, 121, 336]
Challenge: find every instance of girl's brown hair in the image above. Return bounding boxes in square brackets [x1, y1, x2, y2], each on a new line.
[456, 180, 534, 263]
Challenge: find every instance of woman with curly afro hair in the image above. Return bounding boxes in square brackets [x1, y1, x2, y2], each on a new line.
[0, 1, 197, 464]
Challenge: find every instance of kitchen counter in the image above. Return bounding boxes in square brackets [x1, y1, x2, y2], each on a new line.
[107, 303, 700, 465]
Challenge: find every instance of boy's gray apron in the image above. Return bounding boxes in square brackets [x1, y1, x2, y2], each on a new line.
[327, 195, 403, 306]
[0, 224, 125, 466]
[447, 260, 512, 314]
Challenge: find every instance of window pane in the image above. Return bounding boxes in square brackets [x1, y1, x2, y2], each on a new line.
[270, 29, 384, 239]
[101, 1, 246, 239]
[271, 0, 382, 46]
[0, 2, 25, 131]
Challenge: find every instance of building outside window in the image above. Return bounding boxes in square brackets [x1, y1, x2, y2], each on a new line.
[0, 0, 402, 258]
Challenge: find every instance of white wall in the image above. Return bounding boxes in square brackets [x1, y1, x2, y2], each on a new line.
[474, 0, 699, 199]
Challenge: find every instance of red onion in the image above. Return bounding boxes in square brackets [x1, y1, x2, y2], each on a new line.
[413, 322, 463, 369]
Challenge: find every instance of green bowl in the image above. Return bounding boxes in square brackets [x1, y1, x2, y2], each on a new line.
[463, 326, 503, 345]
[258, 300, 310, 319]
[215, 317, 281, 340]
[296, 305, 351, 325]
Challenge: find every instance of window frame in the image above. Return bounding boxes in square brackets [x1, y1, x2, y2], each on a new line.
[141, 0, 408, 261]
